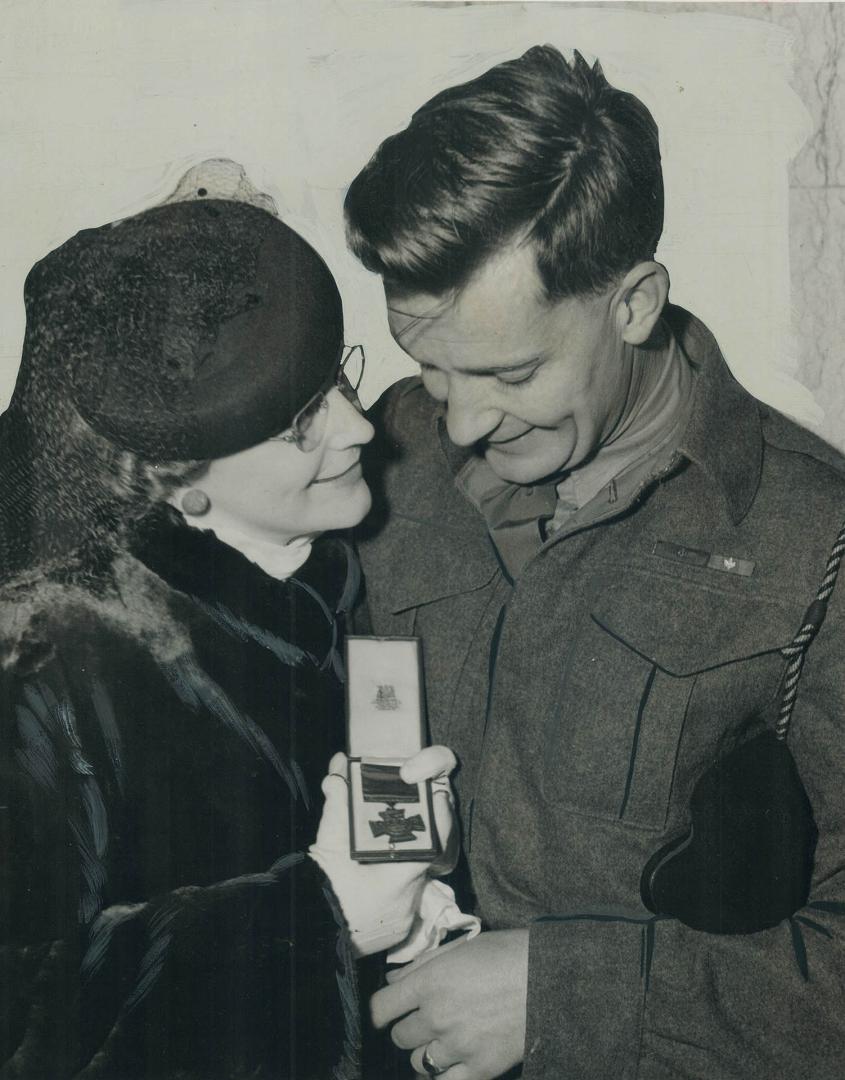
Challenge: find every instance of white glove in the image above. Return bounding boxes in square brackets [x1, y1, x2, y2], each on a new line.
[309, 746, 457, 957]
[387, 878, 481, 964]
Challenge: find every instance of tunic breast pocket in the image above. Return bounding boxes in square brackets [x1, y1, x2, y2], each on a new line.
[541, 570, 795, 833]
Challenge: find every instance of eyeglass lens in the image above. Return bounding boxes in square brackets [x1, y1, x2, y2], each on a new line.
[291, 393, 328, 452]
[339, 344, 365, 393]
[290, 345, 366, 452]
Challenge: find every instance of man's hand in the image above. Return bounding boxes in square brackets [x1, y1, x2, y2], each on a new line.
[371, 928, 529, 1079]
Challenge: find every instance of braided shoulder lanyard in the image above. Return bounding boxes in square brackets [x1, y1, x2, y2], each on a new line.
[776, 519, 845, 741]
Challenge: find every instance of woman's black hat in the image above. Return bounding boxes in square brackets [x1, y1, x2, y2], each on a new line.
[14, 198, 344, 460]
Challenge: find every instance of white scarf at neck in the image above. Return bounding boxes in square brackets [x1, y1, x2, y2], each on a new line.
[168, 497, 314, 581]
[202, 520, 314, 581]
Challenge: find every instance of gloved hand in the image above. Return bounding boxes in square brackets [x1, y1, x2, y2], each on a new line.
[309, 746, 457, 957]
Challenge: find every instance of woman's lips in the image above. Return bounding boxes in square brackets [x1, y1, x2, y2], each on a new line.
[312, 459, 362, 484]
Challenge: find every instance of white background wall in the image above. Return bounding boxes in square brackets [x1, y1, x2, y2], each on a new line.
[1, 1, 831, 442]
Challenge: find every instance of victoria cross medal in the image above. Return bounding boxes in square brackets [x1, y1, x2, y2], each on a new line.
[369, 804, 425, 844]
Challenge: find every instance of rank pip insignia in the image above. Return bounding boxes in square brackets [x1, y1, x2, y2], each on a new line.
[652, 541, 755, 577]
[369, 804, 425, 844]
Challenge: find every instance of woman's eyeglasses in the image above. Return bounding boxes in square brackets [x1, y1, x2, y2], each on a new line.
[270, 344, 366, 453]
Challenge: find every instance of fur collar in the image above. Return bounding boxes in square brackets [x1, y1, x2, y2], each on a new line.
[0, 505, 359, 676]
[129, 505, 359, 667]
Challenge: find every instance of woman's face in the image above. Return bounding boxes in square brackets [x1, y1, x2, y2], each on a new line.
[186, 387, 375, 544]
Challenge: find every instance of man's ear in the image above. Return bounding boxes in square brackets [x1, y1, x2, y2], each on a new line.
[615, 262, 670, 345]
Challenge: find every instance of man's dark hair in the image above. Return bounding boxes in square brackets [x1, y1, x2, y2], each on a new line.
[344, 45, 664, 300]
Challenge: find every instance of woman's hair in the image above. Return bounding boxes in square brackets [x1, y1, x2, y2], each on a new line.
[0, 397, 204, 669]
[345, 45, 664, 301]
[0, 385, 206, 583]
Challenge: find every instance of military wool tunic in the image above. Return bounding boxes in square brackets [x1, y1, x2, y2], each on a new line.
[357, 305, 845, 1080]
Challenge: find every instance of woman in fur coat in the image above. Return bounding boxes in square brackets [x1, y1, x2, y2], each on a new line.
[0, 195, 451, 1079]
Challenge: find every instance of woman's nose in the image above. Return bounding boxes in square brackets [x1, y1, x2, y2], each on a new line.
[325, 386, 375, 448]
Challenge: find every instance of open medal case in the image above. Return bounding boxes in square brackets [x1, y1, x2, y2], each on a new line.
[345, 635, 440, 862]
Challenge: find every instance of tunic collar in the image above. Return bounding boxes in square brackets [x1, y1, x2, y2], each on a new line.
[667, 306, 763, 525]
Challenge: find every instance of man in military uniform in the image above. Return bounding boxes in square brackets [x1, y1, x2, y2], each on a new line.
[345, 46, 845, 1080]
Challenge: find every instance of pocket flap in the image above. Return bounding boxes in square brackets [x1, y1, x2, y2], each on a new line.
[591, 570, 795, 676]
[359, 513, 500, 615]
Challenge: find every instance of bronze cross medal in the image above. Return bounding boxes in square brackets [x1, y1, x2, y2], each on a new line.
[370, 804, 425, 845]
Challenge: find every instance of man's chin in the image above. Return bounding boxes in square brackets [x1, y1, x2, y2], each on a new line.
[483, 449, 569, 486]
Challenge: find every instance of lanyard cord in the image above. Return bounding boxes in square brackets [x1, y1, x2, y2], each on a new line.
[776, 518, 845, 741]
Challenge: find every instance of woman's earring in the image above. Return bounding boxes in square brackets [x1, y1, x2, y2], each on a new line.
[181, 488, 211, 516]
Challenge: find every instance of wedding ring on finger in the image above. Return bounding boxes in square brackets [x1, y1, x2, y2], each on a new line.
[421, 1044, 449, 1076]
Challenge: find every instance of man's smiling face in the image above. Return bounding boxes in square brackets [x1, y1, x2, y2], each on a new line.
[386, 242, 634, 486]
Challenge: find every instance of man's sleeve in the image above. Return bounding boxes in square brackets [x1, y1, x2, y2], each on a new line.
[523, 596, 845, 1080]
